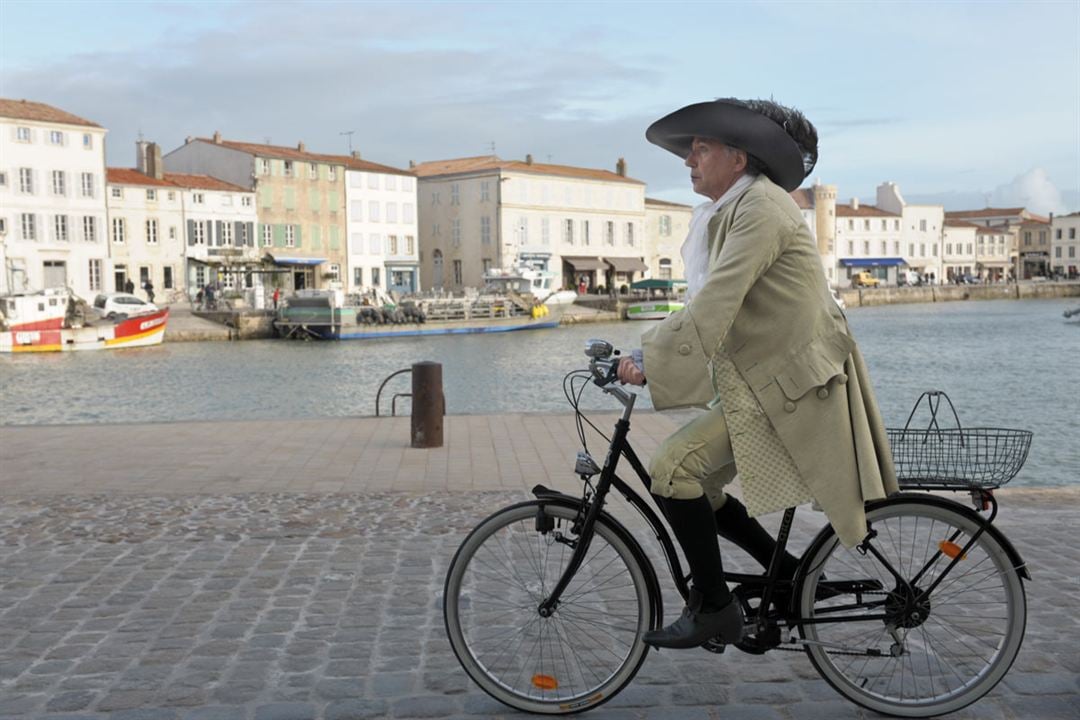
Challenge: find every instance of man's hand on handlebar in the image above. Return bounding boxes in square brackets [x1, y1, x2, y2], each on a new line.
[617, 356, 646, 386]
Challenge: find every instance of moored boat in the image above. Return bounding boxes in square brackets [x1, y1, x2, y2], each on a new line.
[0, 287, 168, 353]
[625, 278, 686, 321]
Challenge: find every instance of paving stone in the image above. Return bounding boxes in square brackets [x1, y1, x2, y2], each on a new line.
[254, 702, 317, 720]
[391, 695, 461, 717]
[45, 690, 98, 712]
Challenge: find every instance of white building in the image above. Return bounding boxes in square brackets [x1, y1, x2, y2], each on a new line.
[105, 167, 184, 298]
[644, 198, 692, 282]
[974, 226, 1013, 281]
[877, 182, 944, 282]
[0, 99, 109, 298]
[942, 220, 978, 281]
[342, 155, 419, 295]
[413, 155, 647, 293]
[1050, 212, 1080, 279]
[834, 198, 904, 287]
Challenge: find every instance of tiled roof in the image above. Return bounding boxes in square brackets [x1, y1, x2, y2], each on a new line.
[945, 207, 1026, 219]
[0, 98, 102, 128]
[412, 155, 644, 185]
[789, 188, 814, 210]
[645, 197, 692, 209]
[944, 219, 983, 229]
[106, 168, 179, 188]
[164, 173, 250, 193]
[191, 137, 414, 176]
[975, 225, 1012, 235]
[1021, 215, 1050, 225]
[835, 203, 898, 218]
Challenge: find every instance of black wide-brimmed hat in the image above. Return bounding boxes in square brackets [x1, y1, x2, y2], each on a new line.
[646, 98, 818, 192]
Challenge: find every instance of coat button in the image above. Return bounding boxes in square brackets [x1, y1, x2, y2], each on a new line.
[817, 388, 829, 400]
[836, 373, 848, 385]
[671, 319, 683, 331]
[677, 343, 691, 356]
[783, 401, 796, 413]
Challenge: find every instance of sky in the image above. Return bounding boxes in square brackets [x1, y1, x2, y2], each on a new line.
[1, 0, 1078, 213]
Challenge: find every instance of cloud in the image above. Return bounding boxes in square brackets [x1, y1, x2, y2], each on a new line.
[989, 168, 1067, 216]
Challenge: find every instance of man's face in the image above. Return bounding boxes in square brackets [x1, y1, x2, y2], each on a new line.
[685, 137, 747, 201]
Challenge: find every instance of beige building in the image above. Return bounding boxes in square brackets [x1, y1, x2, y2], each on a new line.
[165, 134, 348, 291]
[412, 155, 647, 293]
[943, 207, 1049, 281]
[104, 167, 184, 298]
[942, 220, 978, 281]
[643, 197, 692, 282]
[1017, 219, 1052, 279]
[974, 226, 1013, 281]
[1049, 211, 1080, 278]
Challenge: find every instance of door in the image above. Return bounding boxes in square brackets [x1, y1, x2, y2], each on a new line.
[114, 266, 127, 292]
[433, 250, 444, 289]
[43, 260, 67, 288]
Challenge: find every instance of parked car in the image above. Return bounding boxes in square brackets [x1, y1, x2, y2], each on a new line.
[92, 293, 158, 320]
[852, 271, 881, 288]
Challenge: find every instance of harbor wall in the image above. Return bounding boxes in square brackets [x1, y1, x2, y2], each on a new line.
[840, 281, 1080, 309]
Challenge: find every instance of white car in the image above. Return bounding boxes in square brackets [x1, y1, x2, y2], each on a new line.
[92, 293, 158, 320]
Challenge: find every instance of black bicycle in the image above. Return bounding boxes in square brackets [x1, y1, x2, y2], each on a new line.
[443, 340, 1031, 717]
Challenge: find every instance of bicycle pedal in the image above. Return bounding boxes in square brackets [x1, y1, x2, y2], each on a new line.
[700, 637, 728, 654]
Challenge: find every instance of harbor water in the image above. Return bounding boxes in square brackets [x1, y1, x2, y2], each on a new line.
[2, 298, 1077, 486]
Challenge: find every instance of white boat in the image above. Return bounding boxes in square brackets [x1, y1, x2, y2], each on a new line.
[483, 266, 577, 307]
[0, 287, 168, 353]
[625, 279, 686, 321]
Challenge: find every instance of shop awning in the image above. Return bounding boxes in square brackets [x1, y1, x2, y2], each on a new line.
[268, 255, 326, 266]
[605, 256, 649, 272]
[839, 257, 907, 268]
[631, 278, 687, 290]
[562, 256, 606, 271]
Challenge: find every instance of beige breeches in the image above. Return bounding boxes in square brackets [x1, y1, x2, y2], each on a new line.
[647, 404, 738, 511]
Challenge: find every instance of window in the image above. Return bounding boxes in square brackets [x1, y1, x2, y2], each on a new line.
[241, 196, 252, 207]
[564, 218, 574, 244]
[112, 217, 125, 244]
[482, 258, 493, 273]
[605, 221, 615, 246]
[83, 216, 97, 242]
[1070, 246, 1077, 258]
[894, 220, 900, 230]
[283, 161, 294, 177]
[1070, 228, 1077, 240]
[1055, 247, 1062, 258]
[880, 219, 887, 231]
[919, 219, 927, 232]
[309, 163, 318, 179]
[932, 244, 938, 256]
[946, 243, 953, 255]
[627, 222, 635, 247]
[880, 240, 886, 254]
[1056, 229, 1062, 239]
[369, 234, 381, 254]
[404, 203, 415, 222]
[659, 215, 671, 236]
[583, 220, 590, 246]
[920, 243, 926, 256]
[386, 203, 398, 223]
[328, 263, 340, 280]
[389, 235, 399, 254]
[431, 190, 440, 205]
[406, 235, 415, 254]
[367, 173, 379, 189]
[908, 243, 915, 256]
[21, 213, 36, 240]
[480, 181, 490, 202]
[238, 224, 249, 246]
[81, 172, 94, 197]
[354, 267, 364, 286]
[192, 193, 205, 204]
[481, 216, 491, 245]
[1023, 231, 1032, 246]
[327, 166, 336, 181]
[221, 221, 233, 246]
[54, 215, 69, 242]
[163, 266, 174, 289]
[451, 184, 460, 206]
[168, 191, 176, 201]
[146, 188, 156, 201]
[847, 219, 854, 230]
[542, 217, 550, 245]
[82, 133, 93, 149]
[659, 258, 672, 280]
[262, 224, 272, 247]
[89, 259, 102, 291]
[16, 126, 30, 142]
[0, 171, 5, 187]
[193, 221, 206, 245]
[260, 158, 271, 175]
[111, 187, 122, 199]
[453, 259, 462, 285]
[19, 168, 33, 194]
[863, 241, 870, 254]
[52, 170, 65, 196]
[285, 225, 295, 247]
[221, 194, 233, 206]
[515, 217, 526, 245]
[169, 226, 176, 241]
[452, 219, 462, 247]
[402, 177, 413, 192]
[967, 243, 972, 255]
[143, 219, 157, 244]
[847, 241, 853, 254]
[863, 219, 870, 231]
[369, 201, 380, 222]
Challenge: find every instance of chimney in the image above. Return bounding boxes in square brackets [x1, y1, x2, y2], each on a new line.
[351, 150, 362, 159]
[212, 131, 222, 144]
[185, 136, 193, 144]
[147, 143, 164, 180]
[297, 141, 306, 152]
[136, 140, 150, 173]
[851, 197, 860, 210]
[525, 154, 534, 165]
[409, 160, 416, 169]
[616, 157, 627, 177]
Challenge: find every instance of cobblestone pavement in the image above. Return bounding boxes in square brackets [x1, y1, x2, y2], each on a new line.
[0, 489, 1077, 720]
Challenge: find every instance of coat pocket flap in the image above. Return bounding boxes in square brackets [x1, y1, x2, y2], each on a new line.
[775, 331, 855, 401]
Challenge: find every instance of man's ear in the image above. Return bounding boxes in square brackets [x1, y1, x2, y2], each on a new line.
[733, 148, 749, 172]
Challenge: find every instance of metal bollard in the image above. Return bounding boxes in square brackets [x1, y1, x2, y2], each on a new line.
[411, 361, 444, 448]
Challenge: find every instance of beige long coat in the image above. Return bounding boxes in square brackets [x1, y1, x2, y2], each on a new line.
[641, 174, 898, 547]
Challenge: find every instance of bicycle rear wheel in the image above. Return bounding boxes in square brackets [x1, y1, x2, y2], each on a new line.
[444, 501, 653, 714]
[798, 498, 1026, 717]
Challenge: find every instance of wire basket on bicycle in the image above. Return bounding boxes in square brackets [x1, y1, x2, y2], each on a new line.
[887, 391, 1032, 491]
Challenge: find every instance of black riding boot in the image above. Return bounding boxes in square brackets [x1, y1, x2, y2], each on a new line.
[643, 496, 744, 649]
[713, 496, 800, 578]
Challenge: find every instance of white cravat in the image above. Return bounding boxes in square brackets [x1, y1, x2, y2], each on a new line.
[682, 173, 755, 301]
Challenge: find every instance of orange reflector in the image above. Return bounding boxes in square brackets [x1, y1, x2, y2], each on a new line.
[939, 540, 967, 560]
[532, 674, 559, 690]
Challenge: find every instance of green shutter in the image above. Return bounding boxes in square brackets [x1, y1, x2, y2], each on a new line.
[271, 159, 282, 176]
[309, 189, 320, 211]
[329, 226, 340, 250]
[256, 222, 263, 246]
[328, 191, 339, 211]
[294, 225, 302, 248]
[284, 188, 296, 210]
[260, 186, 273, 208]
[273, 224, 285, 248]
[311, 225, 321, 250]
[319, 164, 328, 181]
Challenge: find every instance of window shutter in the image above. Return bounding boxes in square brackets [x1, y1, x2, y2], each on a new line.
[247, 222, 255, 247]
[273, 224, 285, 248]
[215, 220, 223, 247]
[234, 221, 243, 246]
[256, 222, 262, 246]
[294, 225, 303, 248]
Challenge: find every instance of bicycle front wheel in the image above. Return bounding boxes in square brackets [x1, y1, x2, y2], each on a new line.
[799, 498, 1026, 717]
[444, 501, 654, 714]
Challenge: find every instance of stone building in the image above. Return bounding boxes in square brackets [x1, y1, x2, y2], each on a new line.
[942, 220, 979, 281]
[1049, 211, 1080, 279]
[643, 197, 692, 282]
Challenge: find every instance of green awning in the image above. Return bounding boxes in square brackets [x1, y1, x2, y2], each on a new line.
[630, 279, 687, 290]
